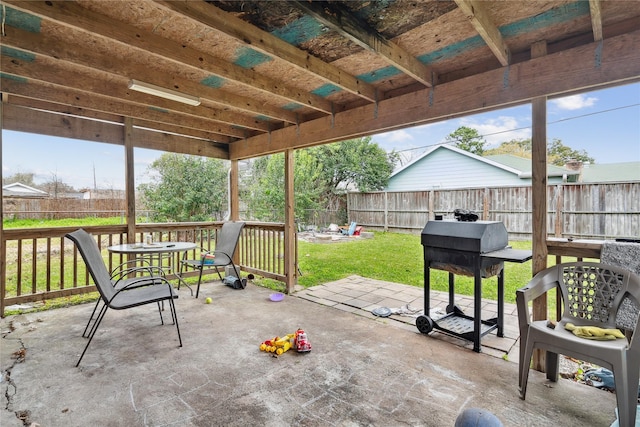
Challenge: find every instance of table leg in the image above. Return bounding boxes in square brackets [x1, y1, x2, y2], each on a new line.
[497, 267, 504, 337]
[174, 252, 194, 296]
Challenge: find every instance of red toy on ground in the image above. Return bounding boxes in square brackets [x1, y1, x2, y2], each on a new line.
[294, 328, 311, 353]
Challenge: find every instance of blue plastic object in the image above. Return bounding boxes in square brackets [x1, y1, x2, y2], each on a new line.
[584, 367, 640, 398]
[455, 408, 503, 427]
[348, 221, 357, 236]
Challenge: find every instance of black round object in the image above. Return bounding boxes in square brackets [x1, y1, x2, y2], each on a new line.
[416, 315, 434, 334]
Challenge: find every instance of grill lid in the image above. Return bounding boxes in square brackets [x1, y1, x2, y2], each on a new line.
[421, 220, 508, 253]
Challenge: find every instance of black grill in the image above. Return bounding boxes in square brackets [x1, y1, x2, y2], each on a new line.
[417, 220, 531, 352]
[422, 221, 508, 278]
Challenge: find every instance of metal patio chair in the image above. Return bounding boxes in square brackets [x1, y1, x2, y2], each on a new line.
[517, 262, 640, 427]
[81, 257, 167, 338]
[66, 229, 182, 367]
[178, 221, 245, 298]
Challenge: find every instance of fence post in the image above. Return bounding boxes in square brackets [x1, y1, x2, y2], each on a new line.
[384, 191, 388, 232]
[554, 185, 563, 237]
[429, 190, 434, 220]
[483, 188, 490, 220]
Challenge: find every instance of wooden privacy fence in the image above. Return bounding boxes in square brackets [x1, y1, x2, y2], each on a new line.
[348, 182, 640, 240]
[3, 197, 127, 220]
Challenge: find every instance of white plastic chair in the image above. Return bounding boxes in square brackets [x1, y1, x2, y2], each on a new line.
[517, 262, 640, 427]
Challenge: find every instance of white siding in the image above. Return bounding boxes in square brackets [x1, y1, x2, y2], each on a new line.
[386, 148, 525, 191]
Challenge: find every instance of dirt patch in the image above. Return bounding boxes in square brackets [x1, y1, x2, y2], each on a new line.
[297, 231, 372, 243]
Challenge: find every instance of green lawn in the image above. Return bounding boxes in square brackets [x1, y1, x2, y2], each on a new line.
[296, 231, 572, 305]
[3, 217, 129, 228]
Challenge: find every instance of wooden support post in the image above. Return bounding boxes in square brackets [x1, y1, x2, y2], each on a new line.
[229, 159, 241, 268]
[124, 117, 136, 243]
[283, 149, 296, 294]
[0, 97, 5, 317]
[229, 160, 239, 221]
[531, 40, 549, 372]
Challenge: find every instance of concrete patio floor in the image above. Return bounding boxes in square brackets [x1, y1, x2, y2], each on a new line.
[1, 277, 622, 426]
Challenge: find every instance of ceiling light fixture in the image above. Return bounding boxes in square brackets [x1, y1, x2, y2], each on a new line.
[127, 79, 201, 106]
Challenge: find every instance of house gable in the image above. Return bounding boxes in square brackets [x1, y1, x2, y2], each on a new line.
[2, 182, 48, 198]
[386, 145, 525, 191]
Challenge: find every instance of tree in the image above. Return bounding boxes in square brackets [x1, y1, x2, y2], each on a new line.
[482, 138, 532, 158]
[2, 172, 37, 187]
[243, 151, 325, 223]
[40, 172, 76, 197]
[547, 138, 595, 166]
[310, 137, 399, 193]
[484, 138, 595, 166]
[446, 126, 486, 155]
[138, 154, 228, 222]
[244, 137, 398, 224]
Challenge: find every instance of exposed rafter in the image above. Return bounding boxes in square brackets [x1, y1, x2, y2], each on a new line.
[3, 102, 230, 158]
[589, 0, 603, 41]
[7, 94, 236, 144]
[1, 25, 298, 126]
[454, 0, 510, 66]
[0, 76, 245, 140]
[1, 55, 273, 134]
[291, 0, 434, 88]
[3, 0, 335, 115]
[154, 0, 379, 102]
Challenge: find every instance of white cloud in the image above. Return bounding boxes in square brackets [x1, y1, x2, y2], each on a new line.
[551, 94, 597, 111]
[376, 129, 415, 144]
[459, 115, 531, 147]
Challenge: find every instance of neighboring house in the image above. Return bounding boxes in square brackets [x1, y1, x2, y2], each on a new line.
[2, 182, 48, 198]
[79, 189, 126, 199]
[577, 162, 640, 183]
[385, 145, 579, 191]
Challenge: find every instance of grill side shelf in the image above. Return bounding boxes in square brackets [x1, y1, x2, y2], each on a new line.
[481, 248, 532, 263]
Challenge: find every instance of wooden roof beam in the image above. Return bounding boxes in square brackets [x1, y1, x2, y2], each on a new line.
[154, 0, 380, 102]
[454, 0, 510, 66]
[3, 0, 335, 115]
[5, 96, 125, 124]
[6, 95, 237, 143]
[292, 0, 434, 88]
[0, 54, 273, 133]
[3, 103, 230, 159]
[0, 24, 300, 125]
[589, 0, 604, 41]
[0, 76, 242, 142]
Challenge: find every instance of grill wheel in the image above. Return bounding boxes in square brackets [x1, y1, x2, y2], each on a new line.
[416, 315, 434, 334]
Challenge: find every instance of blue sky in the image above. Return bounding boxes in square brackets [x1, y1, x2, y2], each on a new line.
[2, 82, 639, 191]
[373, 82, 640, 167]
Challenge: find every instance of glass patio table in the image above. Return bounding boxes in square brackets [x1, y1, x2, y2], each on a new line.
[107, 241, 197, 295]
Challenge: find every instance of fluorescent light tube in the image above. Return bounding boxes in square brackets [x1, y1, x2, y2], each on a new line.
[128, 80, 201, 106]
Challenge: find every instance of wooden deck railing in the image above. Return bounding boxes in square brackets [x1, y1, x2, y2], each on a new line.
[1, 221, 294, 316]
